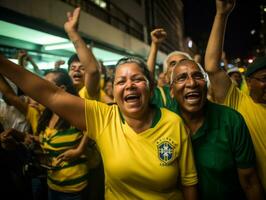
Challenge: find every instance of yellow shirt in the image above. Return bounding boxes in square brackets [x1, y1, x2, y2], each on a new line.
[39, 127, 88, 192]
[224, 83, 266, 191]
[240, 76, 249, 95]
[79, 86, 107, 102]
[85, 100, 197, 200]
[26, 106, 41, 135]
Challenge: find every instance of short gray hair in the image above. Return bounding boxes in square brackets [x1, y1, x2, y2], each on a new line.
[163, 51, 192, 72]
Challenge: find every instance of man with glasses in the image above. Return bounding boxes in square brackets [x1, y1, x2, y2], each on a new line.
[170, 59, 263, 199]
[204, 0, 266, 192]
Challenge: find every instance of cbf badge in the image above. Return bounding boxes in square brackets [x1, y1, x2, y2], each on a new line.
[157, 138, 176, 165]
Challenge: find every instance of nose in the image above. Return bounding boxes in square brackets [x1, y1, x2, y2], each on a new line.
[186, 76, 198, 87]
[125, 79, 136, 90]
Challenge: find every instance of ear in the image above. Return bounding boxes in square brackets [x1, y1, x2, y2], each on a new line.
[170, 85, 174, 99]
[59, 85, 67, 91]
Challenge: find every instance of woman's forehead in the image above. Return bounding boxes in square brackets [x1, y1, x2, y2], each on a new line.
[115, 63, 144, 76]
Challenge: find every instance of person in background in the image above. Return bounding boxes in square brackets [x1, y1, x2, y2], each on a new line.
[226, 66, 242, 88]
[0, 75, 31, 133]
[147, 28, 192, 110]
[54, 60, 66, 70]
[157, 72, 167, 88]
[17, 49, 43, 77]
[103, 77, 114, 101]
[204, 0, 266, 192]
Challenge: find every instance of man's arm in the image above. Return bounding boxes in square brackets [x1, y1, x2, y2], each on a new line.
[64, 7, 100, 98]
[182, 185, 198, 200]
[204, 0, 235, 103]
[146, 28, 167, 78]
[238, 168, 264, 200]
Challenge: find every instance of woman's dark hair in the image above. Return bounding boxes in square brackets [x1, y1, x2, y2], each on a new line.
[37, 69, 78, 133]
[114, 57, 154, 89]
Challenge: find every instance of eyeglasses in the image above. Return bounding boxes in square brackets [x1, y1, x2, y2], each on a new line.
[250, 76, 266, 83]
[172, 72, 206, 84]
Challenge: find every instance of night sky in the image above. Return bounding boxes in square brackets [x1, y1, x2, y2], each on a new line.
[182, 0, 263, 61]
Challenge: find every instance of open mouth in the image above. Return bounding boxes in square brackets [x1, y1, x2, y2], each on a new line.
[185, 92, 201, 103]
[73, 72, 82, 80]
[124, 94, 140, 103]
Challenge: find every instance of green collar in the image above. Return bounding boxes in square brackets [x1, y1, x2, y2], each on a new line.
[118, 105, 161, 128]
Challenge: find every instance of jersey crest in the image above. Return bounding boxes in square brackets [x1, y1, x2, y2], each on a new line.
[157, 140, 174, 165]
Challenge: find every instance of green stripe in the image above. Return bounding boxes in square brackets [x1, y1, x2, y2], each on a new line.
[47, 139, 81, 148]
[48, 149, 65, 157]
[51, 157, 88, 170]
[48, 173, 89, 186]
[48, 128, 81, 141]
[151, 106, 161, 128]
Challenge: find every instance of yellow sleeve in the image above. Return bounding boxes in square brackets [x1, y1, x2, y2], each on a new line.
[84, 99, 112, 140]
[26, 106, 41, 135]
[79, 86, 103, 101]
[179, 128, 198, 186]
[223, 83, 243, 110]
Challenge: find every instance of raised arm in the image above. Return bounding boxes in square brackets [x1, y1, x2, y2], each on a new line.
[0, 55, 86, 130]
[27, 55, 43, 76]
[0, 74, 28, 114]
[204, 0, 235, 103]
[147, 28, 167, 78]
[64, 7, 100, 99]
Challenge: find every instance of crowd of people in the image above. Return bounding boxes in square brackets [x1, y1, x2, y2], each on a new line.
[0, 0, 265, 200]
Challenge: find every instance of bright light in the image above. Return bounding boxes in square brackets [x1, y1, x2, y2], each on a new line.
[248, 59, 253, 63]
[44, 42, 74, 51]
[103, 60, 118, 66]
[250, 29, 256, 35]
[188, 40, 193, 48]
[239, 67, 245, 73]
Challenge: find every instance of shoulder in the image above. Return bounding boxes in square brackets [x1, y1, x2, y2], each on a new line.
[160, 107, 183, 122]
[207, 101, 245, 122]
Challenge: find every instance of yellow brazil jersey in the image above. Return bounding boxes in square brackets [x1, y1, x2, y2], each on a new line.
[223, 83, 266, 191]
[84, 100, 198, 200]
[39, 127, 89, 193]
[26, 106, 41, 135]
[79, 86, 107, 102]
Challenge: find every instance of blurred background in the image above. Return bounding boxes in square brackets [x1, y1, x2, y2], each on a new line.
[0, 0, 265, 73]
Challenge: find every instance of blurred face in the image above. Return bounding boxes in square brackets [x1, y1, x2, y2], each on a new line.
[166, 54, 188, 84]
[157, 72, 167, 87]
[170, 61, 207, 114]
[104, 81, 114, 98]
[246, 69, 266, 104]
[229, 72, 242, 88]
[68, 61, 85, 90]
[113, 63, 151, 118]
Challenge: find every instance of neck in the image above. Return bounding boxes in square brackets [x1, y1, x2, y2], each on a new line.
[124, 106, 155, 133]
[181, 109, 204, 135]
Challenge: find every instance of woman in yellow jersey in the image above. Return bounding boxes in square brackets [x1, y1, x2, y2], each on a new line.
[34, 70, 89, 200]
[0, 53, 198, 199]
